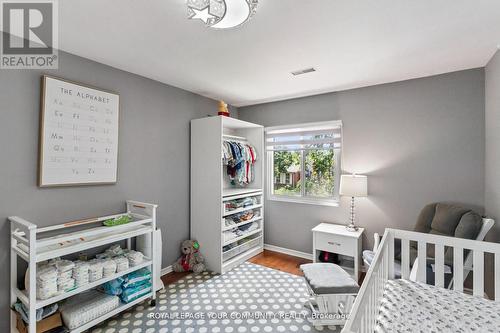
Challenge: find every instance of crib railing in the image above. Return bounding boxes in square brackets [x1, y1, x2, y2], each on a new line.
[342, 228, 500, 333]
[342, 231, 392, 333]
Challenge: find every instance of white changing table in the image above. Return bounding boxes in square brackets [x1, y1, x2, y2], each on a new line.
[10, 200, 159, 333]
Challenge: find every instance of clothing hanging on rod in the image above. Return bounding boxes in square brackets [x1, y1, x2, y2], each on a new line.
[222, 140, 258, 186]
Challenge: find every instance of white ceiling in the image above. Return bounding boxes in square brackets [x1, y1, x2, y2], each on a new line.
[58, 0, 500, 107]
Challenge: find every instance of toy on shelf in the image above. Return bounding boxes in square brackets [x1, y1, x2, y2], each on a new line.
[218, 100, 230, 117]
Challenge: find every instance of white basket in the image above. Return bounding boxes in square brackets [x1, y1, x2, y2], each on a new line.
[223, 195, 261, 215]
[223, 236, 262, 262]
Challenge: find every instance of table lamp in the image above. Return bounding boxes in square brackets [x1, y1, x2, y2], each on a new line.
[339, 174, 368, 231]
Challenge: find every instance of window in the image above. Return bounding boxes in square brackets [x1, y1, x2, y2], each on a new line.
[266, 121, 342, 206]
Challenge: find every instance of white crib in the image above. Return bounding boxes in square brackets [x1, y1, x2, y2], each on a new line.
[342, 228, 500, 333]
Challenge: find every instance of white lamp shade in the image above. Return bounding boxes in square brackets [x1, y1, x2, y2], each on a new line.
[339, 174, 368, 197]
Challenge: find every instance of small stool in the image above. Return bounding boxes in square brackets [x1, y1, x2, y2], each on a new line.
[300, 263, 359, 327]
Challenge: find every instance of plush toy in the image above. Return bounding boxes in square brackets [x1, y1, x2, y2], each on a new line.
[172, 240, 206, 273]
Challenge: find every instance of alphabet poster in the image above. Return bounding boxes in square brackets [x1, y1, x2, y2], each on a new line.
[39, 75, 119, 187]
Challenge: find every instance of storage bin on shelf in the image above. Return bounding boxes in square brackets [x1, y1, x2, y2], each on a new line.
[223, 195, 261, 215]
[223, 235, 262, 262]
[224, 208, 261, 229]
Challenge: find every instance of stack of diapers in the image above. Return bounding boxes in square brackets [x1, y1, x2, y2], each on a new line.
[88, 260, 104, 282]
[73, 261, 90, 287]
[127, 250, 144, 266]
[36, 265, 58, 300]
[114, 256, 129, 272]
[36, 259, 78, 299]
[31, 245, 146, 300]
[60, 290, 119, 330]
[55, 260, 76, 293]
[102, 258, 117, 278]
[105, 244, 126, 257]
[96, 245, 145, 270]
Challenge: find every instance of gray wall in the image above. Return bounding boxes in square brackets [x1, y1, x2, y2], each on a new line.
[485, 50, 500, 297]
[485, 50, 500, 241]
[0, 48, 219, 321]
[238, 69, 485, 255]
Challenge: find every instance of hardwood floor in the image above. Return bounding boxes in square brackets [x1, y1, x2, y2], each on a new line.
[161, 250, 311, 286]
[161, 270, 190, 286]
[248, 250, 311, 276]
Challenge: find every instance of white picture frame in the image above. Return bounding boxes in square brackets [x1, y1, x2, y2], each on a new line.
[38, 75, 120, 187]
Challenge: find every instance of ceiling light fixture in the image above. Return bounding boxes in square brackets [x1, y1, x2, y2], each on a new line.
[187, 0, 258, 29]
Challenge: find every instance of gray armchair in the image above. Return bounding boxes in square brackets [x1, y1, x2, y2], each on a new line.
[363, 203, 494, 287]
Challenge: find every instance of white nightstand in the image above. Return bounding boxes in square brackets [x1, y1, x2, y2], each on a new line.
[312, 223, 364, 282]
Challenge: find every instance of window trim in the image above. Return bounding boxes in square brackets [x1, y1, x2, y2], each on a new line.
[265, 121, 342, 207]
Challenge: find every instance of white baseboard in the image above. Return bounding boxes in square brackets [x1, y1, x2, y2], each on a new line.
[161, 265, 173, 276]
[264, 244, 313, 260]
[161, 245, 313, 276]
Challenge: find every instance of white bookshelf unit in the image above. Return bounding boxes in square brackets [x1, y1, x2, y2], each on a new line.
[191, 116, 264, 274]
[10, 200, 159, 333]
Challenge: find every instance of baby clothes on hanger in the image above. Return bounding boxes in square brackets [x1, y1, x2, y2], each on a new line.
[222, 140, 258, 186]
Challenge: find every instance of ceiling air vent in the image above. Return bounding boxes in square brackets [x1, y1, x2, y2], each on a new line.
[291, 67, 316, 76]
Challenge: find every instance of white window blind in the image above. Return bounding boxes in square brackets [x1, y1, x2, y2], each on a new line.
[265, 121, 342, 151]
[265, 120, 342, 207]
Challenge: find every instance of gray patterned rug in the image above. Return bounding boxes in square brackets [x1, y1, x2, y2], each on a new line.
[92, 262, 340, 333]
